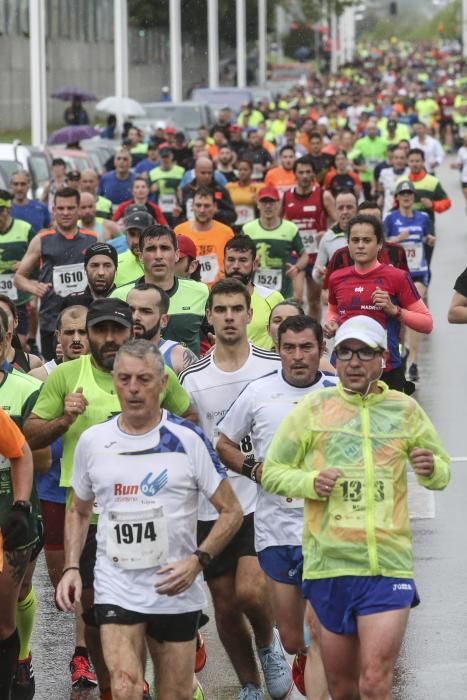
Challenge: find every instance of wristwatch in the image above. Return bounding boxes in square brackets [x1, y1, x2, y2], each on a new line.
[193, 549, 212, 569]
[13, 500, 32, 514]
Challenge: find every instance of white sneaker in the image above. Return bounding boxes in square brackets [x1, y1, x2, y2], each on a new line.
[257, 628, 293, 700]
[238, 683, 265, 700]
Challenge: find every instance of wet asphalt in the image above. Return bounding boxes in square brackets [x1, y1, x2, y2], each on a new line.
[30, 158, 467, 699]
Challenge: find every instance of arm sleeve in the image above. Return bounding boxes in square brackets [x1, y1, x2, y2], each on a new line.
[262, 397, 323, 500]
[162, 367, 191, 416]
[454, 267, 467, 296]
[399, 298, 433, 333]
[432, 182, 451, 213]
[406, 401, 451, 491]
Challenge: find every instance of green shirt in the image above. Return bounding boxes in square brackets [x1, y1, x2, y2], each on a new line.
[242, 218, 304, 298]
[112, 277, 209, 356]
[248, 286, 283, 350]
[0, 368, 42, 545]
[351, 136, 387, 183]
[32, 354, 191, 488]
[96, 195, 113, 220]
[0, 218, 35, 306]
[114, 249, 144, 287]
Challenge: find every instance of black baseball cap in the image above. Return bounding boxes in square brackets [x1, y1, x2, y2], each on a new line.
[124, 204, 149, 217]
[86, 298, 133, 329]
[84, 242, 118, 268]
[123, 211, 155, 230]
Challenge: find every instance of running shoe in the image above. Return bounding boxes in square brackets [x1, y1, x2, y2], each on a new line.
[238, 683, 265, 700]
[291, 652, 307, 696]
[408, 363, 419, 382]
[257, 628, 292, 700]
[195, 631, 207, 672]
[69, 653, 98, 687]
[11, 654, 35, 700]
[143, 680, 153, 699]
[193, 681, 205, 700]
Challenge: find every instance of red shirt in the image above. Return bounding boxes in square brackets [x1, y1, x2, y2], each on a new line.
[282, 185, 327, 259]
[328, 263, 420, 370]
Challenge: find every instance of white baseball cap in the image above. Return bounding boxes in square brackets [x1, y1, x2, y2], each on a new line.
[335, 316, 387, 350]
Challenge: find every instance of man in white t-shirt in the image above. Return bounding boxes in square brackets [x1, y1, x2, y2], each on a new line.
[56, 339, 242, 700]
[217, 315, 337, 699]
[180, 278, 292, 700]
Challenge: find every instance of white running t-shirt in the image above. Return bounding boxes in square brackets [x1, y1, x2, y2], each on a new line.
[218, 369, 337, 551]
[72, 411, 225, 614]
[180, 344, 281, 521]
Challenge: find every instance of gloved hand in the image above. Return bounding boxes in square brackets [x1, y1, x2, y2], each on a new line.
[2, 503, 30, 551]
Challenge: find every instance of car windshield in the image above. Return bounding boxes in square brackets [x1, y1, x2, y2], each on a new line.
[144, 105, 205, 128]
[0, 160, 21, 179]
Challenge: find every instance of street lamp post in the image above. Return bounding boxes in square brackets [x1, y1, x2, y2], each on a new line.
[208, 0, 219, 88]
[258, 0, 267, 87]
[236, 0, 247, 87]
[169, 0, 182, 101]
[30, 0, 47, 145]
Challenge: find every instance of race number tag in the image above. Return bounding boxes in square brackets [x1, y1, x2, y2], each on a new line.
[235, 205, 255, 226]
[0, 274, 18, 301]
[186, 198, 194, 220]
[328, 474, 393, 530]
[283, 496, 304, 509]
[300, 231, 317, 254]
[402, 241, 423, 272]
[53, 263, 86, 297]
[106, 507, 169, 570]
[198, 255, 219, 284]
[254, 268, 282, 291]
[159, 193, 177, 213]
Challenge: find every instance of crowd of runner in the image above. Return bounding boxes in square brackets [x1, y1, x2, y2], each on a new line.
[0, 40, 462, 700]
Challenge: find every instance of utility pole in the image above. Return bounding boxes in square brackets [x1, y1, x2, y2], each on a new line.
[207, 0, 219, 88]
[258, 0, 267, 86]
[30, 0, 47, 145]
[169, 0, 182, 101]
[236, 0, 247, 87]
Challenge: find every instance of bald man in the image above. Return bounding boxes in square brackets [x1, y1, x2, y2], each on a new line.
[179, 156, 236, 226]
[79, 192, 121, 242]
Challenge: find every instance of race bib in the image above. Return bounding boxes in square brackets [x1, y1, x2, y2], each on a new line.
[186, 198, 194, 220]
[53, 263, 86, 297]
[159, 193, 177, 213]
[235, 205, 255, 226]
[0, 274, 18, 301]
[254, 268, 282, 291]
[328, 474, 393, 530]
[300, 230, 317, 254]
[198, 254, 219, 284]
[283, 496, 304, 509]
[402, 241, 423, 272]
[106, 506, 169, 570]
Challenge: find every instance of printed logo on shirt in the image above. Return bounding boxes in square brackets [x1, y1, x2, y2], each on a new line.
[354, 286, 364, 293]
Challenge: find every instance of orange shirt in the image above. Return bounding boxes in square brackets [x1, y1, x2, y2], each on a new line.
[175, 220, 234, 287]
[264, 167, 296, 195]
[0, 409, 25, 458]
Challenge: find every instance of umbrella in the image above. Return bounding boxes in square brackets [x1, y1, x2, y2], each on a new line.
[47, 125, 99, 145]
[51, 87, 97, 101]
[95, 96, 146, 117]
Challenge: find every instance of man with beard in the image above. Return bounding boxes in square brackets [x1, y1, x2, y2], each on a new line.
[223, 236, 283, 350]
[24, 298, 196, 700]
[14, 187, 98, 360]
[62, 243, 118, 309]
[128, 283, 198, 374]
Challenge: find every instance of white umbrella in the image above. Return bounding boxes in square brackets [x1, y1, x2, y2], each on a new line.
[95, 96, 146, 117]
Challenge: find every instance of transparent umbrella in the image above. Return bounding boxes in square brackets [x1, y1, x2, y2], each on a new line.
[95, 96, 146, 117]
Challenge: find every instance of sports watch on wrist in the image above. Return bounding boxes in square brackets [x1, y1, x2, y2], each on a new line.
[193, 549, 212, 569]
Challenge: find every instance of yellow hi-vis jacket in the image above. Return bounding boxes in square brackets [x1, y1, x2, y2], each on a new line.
[262, 381, 450, 581]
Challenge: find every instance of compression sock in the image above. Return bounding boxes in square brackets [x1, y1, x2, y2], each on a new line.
[0, 628, 20, 693]
[16, 587, 37, 660]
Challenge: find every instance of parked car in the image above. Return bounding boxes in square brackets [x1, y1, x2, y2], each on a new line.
[191, 87, 255, 115]
[81, 138, 119, 174]
[45, 147, 97, 174]
[0, 142, 50, 199]
[134, 102, 216, 140]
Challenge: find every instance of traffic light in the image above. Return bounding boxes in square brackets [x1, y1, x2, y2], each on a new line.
[389, 2, 397, 15]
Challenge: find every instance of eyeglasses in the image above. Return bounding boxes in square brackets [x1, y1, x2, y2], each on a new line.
[335, 346, 382, 361]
